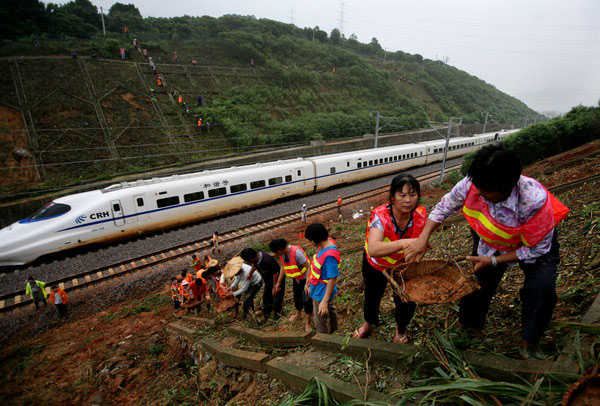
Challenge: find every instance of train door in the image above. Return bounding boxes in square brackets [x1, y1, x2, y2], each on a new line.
[110, 199, 125, 226]
[133, 194, 149, 222]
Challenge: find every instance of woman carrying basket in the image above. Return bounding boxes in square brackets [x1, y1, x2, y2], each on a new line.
[353, 174, 427, 343]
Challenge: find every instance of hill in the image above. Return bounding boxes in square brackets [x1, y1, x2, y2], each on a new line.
[0, 1, 537, 199]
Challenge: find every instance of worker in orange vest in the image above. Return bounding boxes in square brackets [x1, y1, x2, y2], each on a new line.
[404, 144, 569, 359]
[337, 195, 343, 216]
[197, 118, 202, 133]
[191, 59, 197, 65]
[156, 75, 163, 87]
[49, 285, 69, 318]
[190, 254, 203, 279]
[332, 67, 336, 73]
[178, 95, 183, 104]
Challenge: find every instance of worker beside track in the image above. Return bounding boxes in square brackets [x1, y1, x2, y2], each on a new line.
[26, 276, 47, 310]
[49, 285, 68, 318]
[270, 238, 313, 332]
[404, 144, 569, 359]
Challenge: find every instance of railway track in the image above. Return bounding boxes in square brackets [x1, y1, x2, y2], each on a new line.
[3, 167, 598, 314]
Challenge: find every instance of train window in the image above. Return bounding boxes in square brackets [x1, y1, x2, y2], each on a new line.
[113, 203, 121, 212]
[394, 156, 397, 160]
[369, 160, 373, 166]
[285, 175, 292, 182]
[208, 187, 227, 197]
[297, 170, 302, 176]
[250, 180, 266, 189]
[158, 191, 167, 195]
[157, 196, 180, 208]
[420, 151, 423, 156]
[346, 162, 350, 167]
[384, 157, 388, 163]
[268, 177, 283, 185]
[184, 191, 205, 202]
[26, 202, 71, 221]
[330, 167, 336, 174]
[357, 162, 362, 168]
[230, 184, 247, 193]
[136, 198, 144, 207]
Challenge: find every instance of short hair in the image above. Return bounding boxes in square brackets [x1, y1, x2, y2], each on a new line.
[28, 276, 34, 281]
[269, 238, 288, 252]
[204, 255, 210, 260]
[214, 231, 219, 235]
[180, 269, 187, 277]
[468, 144, 522, 195]
[305, 223, 329, 244]
[389, 174, 420, 203]
[240, 248, 258, 262]
[191, 254, 197, 259]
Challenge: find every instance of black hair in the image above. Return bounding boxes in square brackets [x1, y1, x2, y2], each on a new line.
[204, 255, 210, 260]
[305, 223, 329, 244]
[214, 231, 219, 235]
[269, 238, 288, 252]
[191, 254, 197, 259]
[171, 276, 177, 281]
[468, 144, 522, 196]
[204, 266, 220, 277]
[240, 248, 258, 262]
[28, 276, 34, 281]
[389, 174, 420, 203]
[180, 269, 187, 277]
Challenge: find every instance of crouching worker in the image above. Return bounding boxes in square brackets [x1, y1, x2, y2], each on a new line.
[183, 276, 211, 313]
[270, 238, 313, 332]
[354, 174, 426, 344]
[227, 261, 263, 319]
[404, 144, 569, 359]
[49, 285, 68, 318]
[304, 223, 340, 334]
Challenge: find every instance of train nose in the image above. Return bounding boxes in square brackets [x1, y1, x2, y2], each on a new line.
[0, 222, 31, 266]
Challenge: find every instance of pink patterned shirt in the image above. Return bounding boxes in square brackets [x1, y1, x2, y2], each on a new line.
[429, 176, 553, 263]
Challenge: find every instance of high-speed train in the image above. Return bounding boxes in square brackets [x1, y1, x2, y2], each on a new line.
[0, 129, 518, 265]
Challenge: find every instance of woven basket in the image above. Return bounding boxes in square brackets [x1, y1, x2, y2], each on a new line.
[562, 366, 600, 406]
[389, 259, 479, 304]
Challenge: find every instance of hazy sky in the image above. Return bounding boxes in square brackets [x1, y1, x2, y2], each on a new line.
[91, 0, 600, 113]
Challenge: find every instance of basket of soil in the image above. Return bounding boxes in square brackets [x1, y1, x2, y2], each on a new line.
[386, 258, 480, 304]
[563, 366, 600, 406]
[214, 296, 238, 313]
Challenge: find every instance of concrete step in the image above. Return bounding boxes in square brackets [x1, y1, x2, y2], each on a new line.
[266, 357, 396, 404]
[167, 321, 195, 338]
[228, 325, 311, 348]
[201, 338, 270, 372]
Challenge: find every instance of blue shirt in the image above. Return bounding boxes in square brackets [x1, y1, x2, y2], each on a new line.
[309, 246, 339, 302]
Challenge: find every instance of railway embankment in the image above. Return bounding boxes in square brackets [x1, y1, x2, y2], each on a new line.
[0, 140, 598, 404]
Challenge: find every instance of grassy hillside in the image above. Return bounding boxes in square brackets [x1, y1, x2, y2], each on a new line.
[0, 12, 536, 199]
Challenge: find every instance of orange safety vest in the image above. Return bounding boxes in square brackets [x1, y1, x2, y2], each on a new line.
[185, 273, 194, 283]
[197, 119, 202, 127]
[178, 96, 183, 103]
[462, 177, 569, 251]
[171, 283, 181, 299]
[49, 288, 68, 305]
[192, 259, 202, 272]
[157, 78, 162, 86]
[309, 240, 340, 286]
[364, 204, 427, 271]
[279, 245, 308, 280]
[337, 197, 342, 206]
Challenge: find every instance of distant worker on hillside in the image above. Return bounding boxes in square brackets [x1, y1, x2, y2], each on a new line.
[332, 66, 336, 73]
[70, 50, 77, 59]
[173, 52, 178, 64]
[191, 59, 197, 66]
[211, 231, 222, 254]
[120, 47, 126, 60]
[337, 195, 343, 215]
[178, 95, 183, 105]
[142, 48, 148, 58]
[250, 58, 255, 70]
[156, 74, 163, 87]
[196, 93, 203, 106]
[48, 285, 68, 318]
[124, 25, 129, 38]
[197, 117, 202, 133]
[25, 276, 47, 310]
[301, 204, 308, 223]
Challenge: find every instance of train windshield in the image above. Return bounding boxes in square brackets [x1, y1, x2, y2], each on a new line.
[23, 202, 71, 222]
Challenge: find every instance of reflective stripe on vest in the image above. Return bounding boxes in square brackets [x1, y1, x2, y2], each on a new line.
[309, 241, 340, 286]
[171, 284, 181, 298]
[462, 177, 569, 251]
[364, 204, 427, 271]
[280, 245, 308, 280]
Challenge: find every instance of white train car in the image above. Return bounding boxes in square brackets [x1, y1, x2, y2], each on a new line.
[0, 129, 520, 265]
[309, 143, 427, 190]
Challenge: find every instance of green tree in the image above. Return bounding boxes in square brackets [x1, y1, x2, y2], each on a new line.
[330, 28, 341, 45]
[0, 0, 47, 39]
[61, 0, 100, 28]
[107, 2, 144, 32]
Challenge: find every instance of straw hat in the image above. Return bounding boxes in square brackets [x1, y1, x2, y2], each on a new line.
[222, 256, 245, 279]
[206, 259, 219, 268]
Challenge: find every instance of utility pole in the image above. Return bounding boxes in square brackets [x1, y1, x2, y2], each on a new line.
[100, 7, 106, 37]
[312, 28, 315, 44]
[427, 117, 462, 182]
[482, 112, 489, 133]
[370, 111, 403, 149]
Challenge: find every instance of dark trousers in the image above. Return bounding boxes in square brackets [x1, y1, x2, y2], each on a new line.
[56, 303, 68, 318]
[34, 296, 47, 310]
[262, 273, 285, 318]
[242, 281, 263, 318]
[361, 252, 416, 333]
[172, 298, 181, 310]
[293, 278, 313, 314]
[459, 229, 559, 344]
